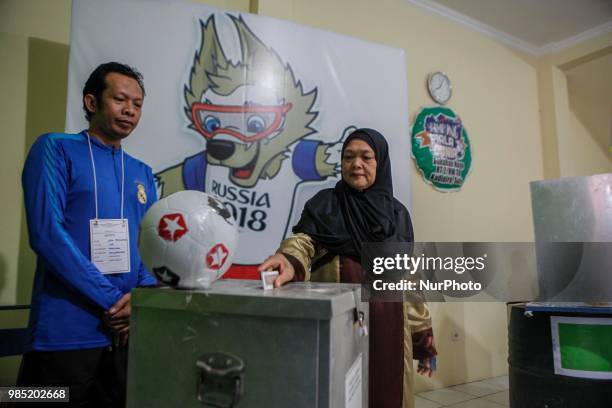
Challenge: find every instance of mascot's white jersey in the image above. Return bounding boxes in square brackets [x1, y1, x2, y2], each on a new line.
[205, 152, 306, 265]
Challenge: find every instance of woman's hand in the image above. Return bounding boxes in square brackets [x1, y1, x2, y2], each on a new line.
[416, 335, 436, 377]
[417, 357, 435, 377]
[258, 253, 295, 288]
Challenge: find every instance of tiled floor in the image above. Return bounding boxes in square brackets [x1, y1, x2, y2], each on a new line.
[416, 375, 509, 408]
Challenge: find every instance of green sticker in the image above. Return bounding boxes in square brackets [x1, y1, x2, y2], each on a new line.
[411, 107, 472, 191]
[559, 323, 612, 372]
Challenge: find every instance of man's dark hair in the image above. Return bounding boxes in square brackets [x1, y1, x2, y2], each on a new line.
[82, 62, 146, 121]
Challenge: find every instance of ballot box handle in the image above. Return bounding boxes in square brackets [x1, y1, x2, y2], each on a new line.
[196, 352, 244, 407]
[353, 288, 369, 337]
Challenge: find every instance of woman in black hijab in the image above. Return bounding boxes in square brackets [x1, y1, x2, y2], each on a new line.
[259, 128, 436, 408]
[294, 127, 413, 258]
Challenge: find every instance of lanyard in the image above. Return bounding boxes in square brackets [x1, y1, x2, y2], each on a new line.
[86, 131, 124, 220]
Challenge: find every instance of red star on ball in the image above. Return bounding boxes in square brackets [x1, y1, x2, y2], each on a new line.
[206, 243, 229, 270]
[158, 213, 188, 242]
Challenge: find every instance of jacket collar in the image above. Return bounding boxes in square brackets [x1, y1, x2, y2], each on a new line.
[81, 129, 122, 152]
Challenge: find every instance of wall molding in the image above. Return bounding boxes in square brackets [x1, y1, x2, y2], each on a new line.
[403, 0, 612, 56]
[540, 21, 612, 55]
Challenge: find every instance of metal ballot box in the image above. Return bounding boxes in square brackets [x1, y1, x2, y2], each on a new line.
[127, 280, 369, 408]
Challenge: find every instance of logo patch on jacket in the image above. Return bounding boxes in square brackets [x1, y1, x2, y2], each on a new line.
[137, 183, 147, 204]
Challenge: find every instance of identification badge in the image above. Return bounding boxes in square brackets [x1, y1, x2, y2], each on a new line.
[90, 219, 130, 274]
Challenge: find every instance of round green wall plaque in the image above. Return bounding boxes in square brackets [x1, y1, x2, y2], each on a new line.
[411, 106, 472, 192]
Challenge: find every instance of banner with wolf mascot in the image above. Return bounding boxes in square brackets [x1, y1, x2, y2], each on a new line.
[66, 0, 411, 279]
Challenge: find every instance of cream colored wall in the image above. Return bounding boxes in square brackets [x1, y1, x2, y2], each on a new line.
[0, 0, 72, 45]
[553, 66, 611, 177]
[0, 32, 30, 386]
[0, 33, 28, 306]
[566, 52, 612, 149]
[566, 112, 611, 176]
[563, 52, 612, 176]
[536, 56, 559, 179]
[540, 33, 612, 178]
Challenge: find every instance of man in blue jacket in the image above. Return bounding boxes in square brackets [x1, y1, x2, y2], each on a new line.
[19, 62, 157, 406]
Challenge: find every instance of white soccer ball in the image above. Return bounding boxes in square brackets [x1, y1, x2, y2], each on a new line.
[139, 190, 238, 289]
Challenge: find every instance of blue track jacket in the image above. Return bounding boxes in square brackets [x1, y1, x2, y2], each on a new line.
[22, 131, 157, 351]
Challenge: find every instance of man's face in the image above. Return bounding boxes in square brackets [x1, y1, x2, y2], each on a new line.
[341, 139, 377, 191]
[87, 72, 144, 141]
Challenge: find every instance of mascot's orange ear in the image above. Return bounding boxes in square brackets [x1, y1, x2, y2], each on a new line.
[184, 15, 227, 121]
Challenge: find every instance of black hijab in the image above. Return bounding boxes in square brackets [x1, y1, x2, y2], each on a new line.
[293, 128, 413, 260]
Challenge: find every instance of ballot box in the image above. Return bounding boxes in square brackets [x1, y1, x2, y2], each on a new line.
[127, 280, 368, 408]
[508, 303, 612, 407]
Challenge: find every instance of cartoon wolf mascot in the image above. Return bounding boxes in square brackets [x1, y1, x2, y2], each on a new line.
[156, 15, 351, 276]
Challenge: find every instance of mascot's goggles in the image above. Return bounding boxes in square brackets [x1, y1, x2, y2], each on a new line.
[191, 102, 293, 142]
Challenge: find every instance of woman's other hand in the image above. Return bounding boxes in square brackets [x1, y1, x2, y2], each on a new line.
[417, 357, 436, 377]
[416, 335, 437, 377]
[258, 253, 295, 288]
